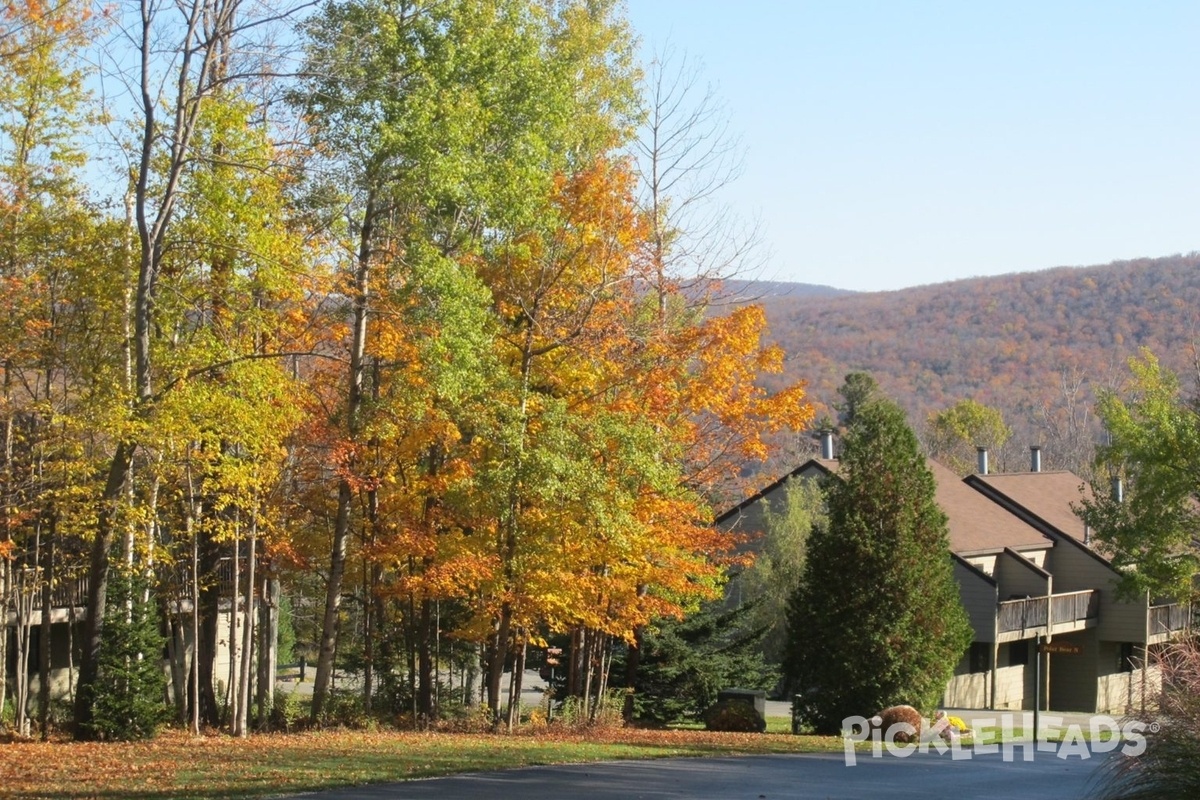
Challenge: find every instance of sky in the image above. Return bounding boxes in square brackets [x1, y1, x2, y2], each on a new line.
[624, 1, 1200, 292]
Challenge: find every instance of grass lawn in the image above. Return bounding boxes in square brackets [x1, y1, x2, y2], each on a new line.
[0, 723, 845, 800]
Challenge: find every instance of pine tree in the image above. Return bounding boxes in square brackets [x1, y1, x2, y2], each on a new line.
[616, 599, 777, 726]
[786, 392, 971, 734]
[84, 569, 168, 741]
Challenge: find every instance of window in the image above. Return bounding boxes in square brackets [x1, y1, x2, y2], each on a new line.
[1007, 640, 1029, 667]
[969, 642, 991, 673]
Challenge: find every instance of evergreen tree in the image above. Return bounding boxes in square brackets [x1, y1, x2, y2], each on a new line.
[616, 600, 777, 726]
[785, 392, 971, 733]
[84, 569, 168, 741]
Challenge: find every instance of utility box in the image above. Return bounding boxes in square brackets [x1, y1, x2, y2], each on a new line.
[717, 688, 766, 720]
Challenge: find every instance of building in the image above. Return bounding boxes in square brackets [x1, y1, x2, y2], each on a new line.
[717, 439, 1192, 714]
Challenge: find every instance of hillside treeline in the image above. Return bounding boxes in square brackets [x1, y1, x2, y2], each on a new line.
[753, 253, 1200, 474]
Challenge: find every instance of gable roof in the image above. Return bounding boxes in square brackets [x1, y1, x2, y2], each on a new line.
[966, 470, 1093, 544]
[713, 458, 837, 526]
[716, 455, 1054, 558]
[926, 459, 1055, 556]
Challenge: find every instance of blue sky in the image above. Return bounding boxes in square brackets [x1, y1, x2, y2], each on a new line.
[625, 1, 1200, 292]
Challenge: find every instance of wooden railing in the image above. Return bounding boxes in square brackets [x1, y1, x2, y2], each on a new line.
[999, 590, 1099, 634]
[1051, 590, 1099, 627]
[999, 596, 1048, 633]
[5, 558, 251, 619]
[1150, 602, 1192, 636]
[6, 567, 89, 610]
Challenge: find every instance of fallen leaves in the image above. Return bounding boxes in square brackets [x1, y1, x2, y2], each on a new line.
[0, 727, 843, 798]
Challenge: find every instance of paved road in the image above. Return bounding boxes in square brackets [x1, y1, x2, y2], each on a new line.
[279, 749, 1112, 800]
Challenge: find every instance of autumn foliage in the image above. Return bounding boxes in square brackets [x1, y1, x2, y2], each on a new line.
[0, 0, 811, 743]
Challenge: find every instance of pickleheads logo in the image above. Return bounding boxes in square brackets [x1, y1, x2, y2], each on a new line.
[840, 713, 1152, 766]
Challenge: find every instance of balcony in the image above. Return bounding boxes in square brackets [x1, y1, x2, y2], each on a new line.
[1149, 602, 1192, 641]
[997, 589, 1099, 641]
[4, 558, 253, 626]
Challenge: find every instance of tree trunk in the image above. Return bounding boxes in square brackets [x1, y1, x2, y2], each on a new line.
[14, 568, 33, 737]
[0, 557, 8, 729]
[256, 573, 279, 729]
[312, 192, 374, 724]
[234, 520, 256, 736]
[197, 525, 220, 728]
[225, 531, 239, 728]
[506, 635, 527, 732]
[485, 601, 513, 721]
[38, 521, 54, 740]
[164, 609, 188, 725]
[622, 625, 644, 721]
[189, 492, 200, 735]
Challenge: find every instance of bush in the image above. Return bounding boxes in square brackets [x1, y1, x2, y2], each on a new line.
[553, 692, 625, 732]
[268, 690, 309, 732]
[703, 700, 766, 733]
[432, 702, 494, 733]
[319, 689, 372, 729]
[614, 601, 778, 727]
[1097, 638, 1200, 799]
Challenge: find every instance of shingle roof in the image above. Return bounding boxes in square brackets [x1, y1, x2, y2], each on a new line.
[968, 470, 1093, 544]
[927, 460, 1055, 555]
[713, 458, 837, 526]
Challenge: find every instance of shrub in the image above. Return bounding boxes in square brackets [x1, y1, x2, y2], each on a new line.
[703, 699, 766, 733]
[1096, 638, 1200, 799]
[320, 689, 372, 729]
[268, 690, 309, 732]
[554, 692, 625, 732]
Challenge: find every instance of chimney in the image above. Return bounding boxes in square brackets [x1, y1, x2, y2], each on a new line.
[1030, 445, 1042, 473]
[1111, 476, 1124, 503]
[819, 430, 835, 460]
[976, 446, 989, 476]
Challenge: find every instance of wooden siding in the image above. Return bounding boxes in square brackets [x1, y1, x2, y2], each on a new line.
[953, 559, 998, 642]
[968, 555, 998, 576]
[1021, 549, 1048, 569]
[1044, 539, 1147, 642]
[944, 659, 989, 708]
[992, 665, 1031, 709]
[995, 549, 1050, 600]
[1148, 602, 1192, 643]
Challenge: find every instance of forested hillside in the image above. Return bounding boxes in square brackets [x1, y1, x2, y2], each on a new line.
[752, 253, 1200, 475]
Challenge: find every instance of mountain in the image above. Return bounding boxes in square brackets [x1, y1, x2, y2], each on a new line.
[722, 279, 856, 300]
[749, 253, 1200, 475]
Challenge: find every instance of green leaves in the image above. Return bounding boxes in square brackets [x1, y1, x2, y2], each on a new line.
[926, 398, 1012, 476]
[1078, 349, 1200, 602]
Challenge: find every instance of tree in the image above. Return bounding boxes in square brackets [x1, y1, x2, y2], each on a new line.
[634, 43, 760, 306]
[834, 371, 879, 429]
[785, 391, 971, 733]
[82, 567, 168, 741]
[925, 398, 1012, 476]
[733, 477, 825, 664]
[0, 0, 120, 738]
[292, 0, 644, 725]
[614, 598, 776, 727]
[1076, 350, 1200, 603]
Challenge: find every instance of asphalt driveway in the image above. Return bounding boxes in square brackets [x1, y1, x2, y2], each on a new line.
[278, 749, 1113, 799]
